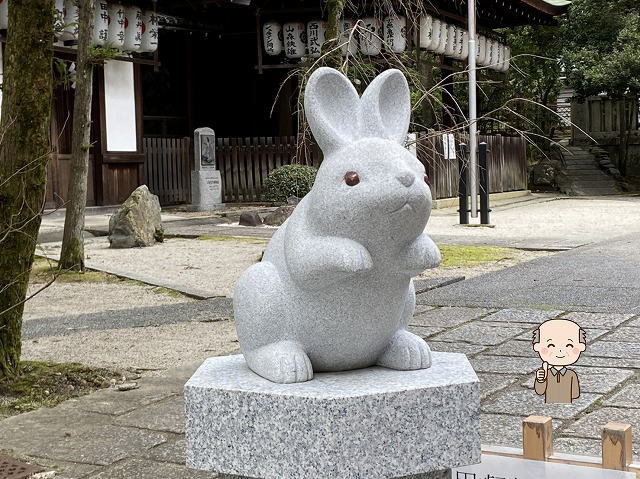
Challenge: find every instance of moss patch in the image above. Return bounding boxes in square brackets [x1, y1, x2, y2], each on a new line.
[438, 245, 517, 268]
[0, 361, 124, 418]
[197, 235, 267, 244]
[30, 257, 120, 284]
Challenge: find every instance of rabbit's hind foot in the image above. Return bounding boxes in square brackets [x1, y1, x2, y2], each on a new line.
[244, 341, 314, 384]
[377, 329, 432, 371]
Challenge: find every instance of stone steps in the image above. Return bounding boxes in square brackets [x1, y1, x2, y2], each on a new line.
[558, 145, 620, 196]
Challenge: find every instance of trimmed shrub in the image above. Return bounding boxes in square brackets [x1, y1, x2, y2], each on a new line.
[263, 164, 317, 203]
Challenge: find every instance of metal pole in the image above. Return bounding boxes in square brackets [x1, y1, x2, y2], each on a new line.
[458, 143, 469, 225]
[479, 142, 491, 225]
[468, 0, 478, 218]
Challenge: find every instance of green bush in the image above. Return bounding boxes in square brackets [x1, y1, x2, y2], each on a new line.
[263, 164, 317, 203]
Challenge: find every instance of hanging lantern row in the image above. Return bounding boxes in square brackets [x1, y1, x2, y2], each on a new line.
[418, 15, 510, 72]
[0, 1, 158, 53]
[263, 16, 407, 59]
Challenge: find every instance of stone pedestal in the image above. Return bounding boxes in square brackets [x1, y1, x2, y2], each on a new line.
[185, 352, 480, 479]
[190, 169, 223, 211]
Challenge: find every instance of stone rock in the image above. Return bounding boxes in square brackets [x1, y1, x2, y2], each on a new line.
[599, 159, 614, 168]
[262, 205, 295, 226]
[238, 211, 263, 227]
[233, 67, 441, 384]
[185, 353, 480, 478]
[108, 185, 163, 249]
[286, 196, 301, 205]
[532, 160, 555, 186]
[608, 167, 621, 176]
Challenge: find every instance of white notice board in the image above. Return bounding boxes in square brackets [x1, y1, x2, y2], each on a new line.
[104, 60, 138, 152]
[442, 133, 456, 160]
[453, 454, 635, 479]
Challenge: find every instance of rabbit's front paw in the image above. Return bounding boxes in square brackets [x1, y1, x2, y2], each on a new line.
[244, 341, 314, 384]
[377, 330, 431, 370]
[339, 242, 373, 273]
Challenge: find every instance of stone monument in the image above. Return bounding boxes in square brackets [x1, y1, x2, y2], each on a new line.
[185, 68, 480, 479]
[190, 127, 223, 211]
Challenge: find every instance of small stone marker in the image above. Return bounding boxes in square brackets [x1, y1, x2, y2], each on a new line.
[190, 127, 223, 211]
[239, 211, 263, 227]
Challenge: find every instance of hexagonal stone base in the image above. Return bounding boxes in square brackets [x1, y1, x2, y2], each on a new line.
[185, 353, 480, 479]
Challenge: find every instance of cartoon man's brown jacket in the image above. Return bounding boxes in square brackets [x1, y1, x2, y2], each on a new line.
[534, 364, 580, 403]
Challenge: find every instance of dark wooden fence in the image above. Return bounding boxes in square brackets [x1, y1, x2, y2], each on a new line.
[143, 133, 527, 205]
[415, 131, 528, 200]
[143, 137, 192, 205]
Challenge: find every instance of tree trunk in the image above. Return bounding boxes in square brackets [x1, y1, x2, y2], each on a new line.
[323, 0, 345, 68]
[59, 0, 95, 271]
[0, 0, 54, 379]
[618, 98, 627, 176]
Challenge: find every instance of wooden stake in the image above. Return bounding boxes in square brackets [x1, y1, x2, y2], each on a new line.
[602, 422, 632, 471]
[523, 416, 553, 461]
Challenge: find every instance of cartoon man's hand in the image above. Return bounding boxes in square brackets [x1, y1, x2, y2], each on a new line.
[536, 361, 548, 382]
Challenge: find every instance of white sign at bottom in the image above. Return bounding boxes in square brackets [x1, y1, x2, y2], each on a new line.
[453, 454, 635, 479]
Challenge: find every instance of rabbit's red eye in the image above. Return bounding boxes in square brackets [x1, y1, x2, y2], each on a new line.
[424, 174, 430, 184]
[345, 171, 360, 186]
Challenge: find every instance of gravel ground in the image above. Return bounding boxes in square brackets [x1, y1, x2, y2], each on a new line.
[24, 282, 193, 321]
[41, 237, 266, 298]
[22, 320, 240, 373]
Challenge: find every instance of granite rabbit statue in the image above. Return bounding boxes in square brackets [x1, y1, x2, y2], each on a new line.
[233, 67, 441, 383]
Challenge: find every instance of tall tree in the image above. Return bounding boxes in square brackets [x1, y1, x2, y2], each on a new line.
[561, 0, 640, 172]
[59, 0, 95, 271]
[0, 0, 54, 378]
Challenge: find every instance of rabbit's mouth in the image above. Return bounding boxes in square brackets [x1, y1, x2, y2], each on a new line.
[389, 201, 414, 215]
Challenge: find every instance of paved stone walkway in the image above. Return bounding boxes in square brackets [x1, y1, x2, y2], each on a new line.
[1, 305, 639, 478]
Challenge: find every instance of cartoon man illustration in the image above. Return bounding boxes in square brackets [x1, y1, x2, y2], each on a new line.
[532, 319, 586, 403]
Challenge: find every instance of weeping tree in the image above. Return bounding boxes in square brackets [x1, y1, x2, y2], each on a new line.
[59, 0, 96, 271]
[0, 0, 54, 379]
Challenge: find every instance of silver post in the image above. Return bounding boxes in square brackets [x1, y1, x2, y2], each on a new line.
[468, 0, 478, 218]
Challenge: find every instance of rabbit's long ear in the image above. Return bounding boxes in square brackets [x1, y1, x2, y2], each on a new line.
[304, 67, 360, 155]
[360, 69, 411, 145]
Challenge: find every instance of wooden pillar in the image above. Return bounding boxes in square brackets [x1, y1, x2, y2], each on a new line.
[522, 416, 553, 461]
[602, 423, 632, 471]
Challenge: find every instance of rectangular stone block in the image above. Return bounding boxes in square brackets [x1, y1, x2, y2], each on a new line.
[185, 353, 480, 479]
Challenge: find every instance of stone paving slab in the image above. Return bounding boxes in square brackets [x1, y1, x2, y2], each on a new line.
[552, 437, 603, 458]
[480, 414, 562, 447]
[562, 407, 640, 442]
[490, 340, 539, 358]
[603, 384, 640, 408]
[562, 312, 637, 329]
[406, 325, 446, 339]
[482, 390, 602, 419]
[600, 327, 640, 342]
[519, 366, 634, 394]
[21, 456, 100, 478]
[476, 374, 519, 400]
[72, 383, 178, 417]
[87, 457, 218, 478]
[470, 356, 541, 374]
[115, 397, 186, 434]
[427, 341, 487, 357]
[480, 308, 564, 324]
[431, 323, 528, 346]
[578, 356, 640, 369]
[409, 307, 494, 328]
[584, 341, 640, 359]
[139, 436, 186, 465]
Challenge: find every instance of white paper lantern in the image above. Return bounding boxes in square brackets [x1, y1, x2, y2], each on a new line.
[61, 0, 79, 43]
[307, 20, 326, 58]
[0, 0, 7, 30]
[458, 30, 469, 60]
[54, 0, 65, 43]
[262, 22, 283, 56]
[92, 1, 109, 46]
[359, 17, 382, 56]
[140, 10, 159, 53]
[384, 16, 406, 54]
[494, 42, 504, 71]
[108, 4, 126, 49]
[486, 38, 496, 67]
[418, 15, 433, 50]
[476, 34, 487, 65]
[123, 6, 143, 52]
[444, 25, 457, 57]
[435, 21, 448, 55]
[339, 19, 358, 56]
[283, 22, 306, 59]
[501, 46, 511, 72]
[428, 19, 440, 53]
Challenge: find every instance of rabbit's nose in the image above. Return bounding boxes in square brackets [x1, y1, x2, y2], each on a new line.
[396, 172, 415, 187]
